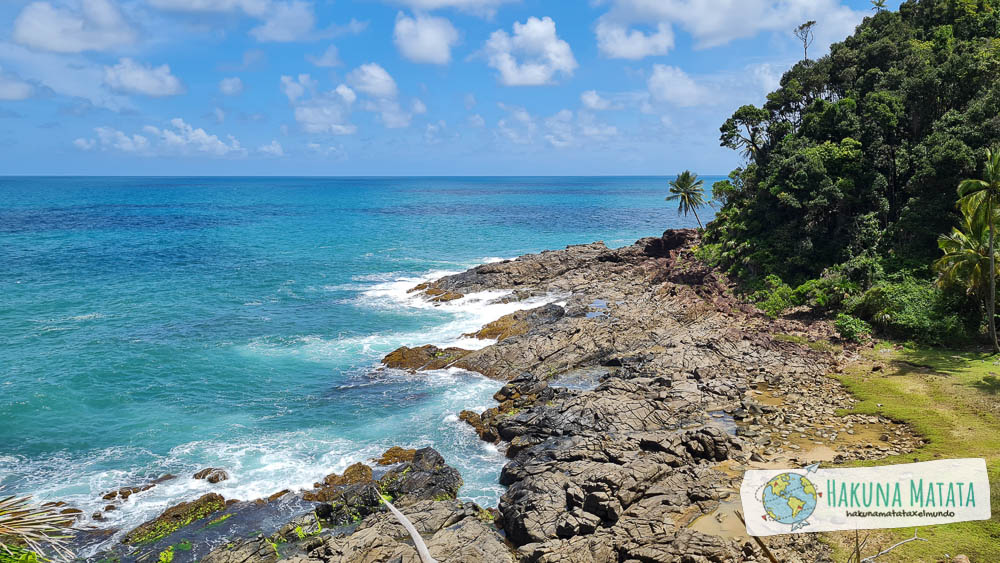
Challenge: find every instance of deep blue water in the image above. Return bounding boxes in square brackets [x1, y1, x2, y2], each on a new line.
[0, 176, 716, 539]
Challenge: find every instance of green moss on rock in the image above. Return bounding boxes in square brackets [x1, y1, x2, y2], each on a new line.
[123, 493, 226, 545]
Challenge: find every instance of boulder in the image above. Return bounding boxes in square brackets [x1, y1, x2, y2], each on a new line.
[193, 468, 229, 484]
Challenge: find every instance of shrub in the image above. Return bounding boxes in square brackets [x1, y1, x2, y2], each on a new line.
[835, 313, 872, 343]
[752, 275, 797, 317]
[792, 275, 859, 311]
[848, 276, 980, 345]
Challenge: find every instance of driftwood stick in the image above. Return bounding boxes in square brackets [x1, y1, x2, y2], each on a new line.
[735, 511, 779, 563]
[860, 529, 927, 563]
[375, 491, 437, 563]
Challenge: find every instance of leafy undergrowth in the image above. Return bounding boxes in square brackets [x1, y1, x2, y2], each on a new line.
[823, 342, 1000, 562]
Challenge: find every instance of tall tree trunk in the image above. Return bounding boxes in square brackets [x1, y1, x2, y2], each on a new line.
[692, 207, 704, 231]
[990, 196, 999, 353]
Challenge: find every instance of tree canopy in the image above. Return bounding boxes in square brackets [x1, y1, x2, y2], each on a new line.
[705, 0, 1000, 288]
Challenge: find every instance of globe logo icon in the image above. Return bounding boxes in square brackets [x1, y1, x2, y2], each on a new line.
[760, 471, 819, 530]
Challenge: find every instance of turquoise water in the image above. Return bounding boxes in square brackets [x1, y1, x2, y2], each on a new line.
[0, 176, 716, 538]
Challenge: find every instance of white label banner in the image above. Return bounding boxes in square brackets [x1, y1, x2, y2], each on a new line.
[740, 458, 991, 536]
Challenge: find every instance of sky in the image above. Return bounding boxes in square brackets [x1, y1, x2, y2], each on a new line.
[0, 0, 902, 176]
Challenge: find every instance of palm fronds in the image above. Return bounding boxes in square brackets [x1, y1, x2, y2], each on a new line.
[0, 492, 74, 562]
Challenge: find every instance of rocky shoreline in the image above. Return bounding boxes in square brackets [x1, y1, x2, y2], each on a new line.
[74, 230, 920, 562]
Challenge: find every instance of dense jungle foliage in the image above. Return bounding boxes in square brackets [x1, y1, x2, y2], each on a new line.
[702, 0, 1000, 343]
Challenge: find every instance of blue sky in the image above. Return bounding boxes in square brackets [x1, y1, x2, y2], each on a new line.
[0, 0, 900, 176]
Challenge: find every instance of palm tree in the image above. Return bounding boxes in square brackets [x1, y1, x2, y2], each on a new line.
[871, 0, 887, 12]
[666, 171, 709, 230]
[936, 198, 992, 313]
[958, 147, 1000, 353]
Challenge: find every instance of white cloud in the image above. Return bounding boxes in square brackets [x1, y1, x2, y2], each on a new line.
[594, 0, 865, 58]
[151, 0, 358, 43]
[496, 102, 535, 144]
[219, 77, 244, 95]
[363, 98, 414, 128]
[468, 113, 485, 127]
[91, 126, 150, 152]
[544, 109, 574, 148]
[213, 107, 226, 123]
[0, 68, 34, 101]
[334, 83, 357, 104]
[647, 64, 704, 107]
[424, 119, 448, 143]
[390, 0, 516, 16]
[144, 118, 246, 155]
[12, 0, 136, 53]
[347, 63, 398, 98]
[104, 58, 184, 97]
[484, 16, 577, 86]
[595, 21, 673, 60]
[73, 137, 96, 150]
[412, 99, 427, 114]
[581, 90, 617, 111]
[393, 13, 460, 65]
[258, 139, 284, 155]
[307, 45, 341, 67]
[249, 1, 314, 42]
[0, 43, 129, 110]
[291, 83, 357, 134]
[280, 73, 317, 102]
[578, 111, 618, 140]
[464, 93, 476, 110]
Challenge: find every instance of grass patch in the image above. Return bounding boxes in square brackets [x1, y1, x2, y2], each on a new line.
[774, 333, 843, 354]
[824, 343, 1000, 561]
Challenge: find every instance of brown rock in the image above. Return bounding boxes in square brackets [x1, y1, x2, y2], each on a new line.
[193, 468, 229, 484]
[267, 490, 290, 502]
[375, 446, 417, 465]
[382, 345, 472, 372]
[424, 287, 464, 302]
[323, 463, 373, 487]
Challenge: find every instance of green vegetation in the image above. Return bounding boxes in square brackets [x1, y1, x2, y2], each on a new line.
[156, 547, 173, 563]
[0, 494, 72, 561]
[834, 313, 872, 342]
[203, 513, 232, 529]
[829, 343, 1000, 560]
[954, 147, 1000, 351]
[123, 496, 226, 545]
[702, 0, 1000, 344]
[666, 171, 710, 230]
[0, 546, 39, 563]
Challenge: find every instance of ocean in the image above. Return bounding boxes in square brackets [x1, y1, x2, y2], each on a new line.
[0, 176, 716, 543]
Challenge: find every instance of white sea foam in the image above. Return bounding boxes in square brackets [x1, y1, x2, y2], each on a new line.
[13, 260, 529, 553]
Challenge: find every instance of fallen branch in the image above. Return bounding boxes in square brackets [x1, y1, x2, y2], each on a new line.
[860, 529, 927, 562]
[734, 511, 778, 563]
[374, 490, 436, 563]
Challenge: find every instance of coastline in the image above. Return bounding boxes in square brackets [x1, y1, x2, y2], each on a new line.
[65, 229, 920, 562]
